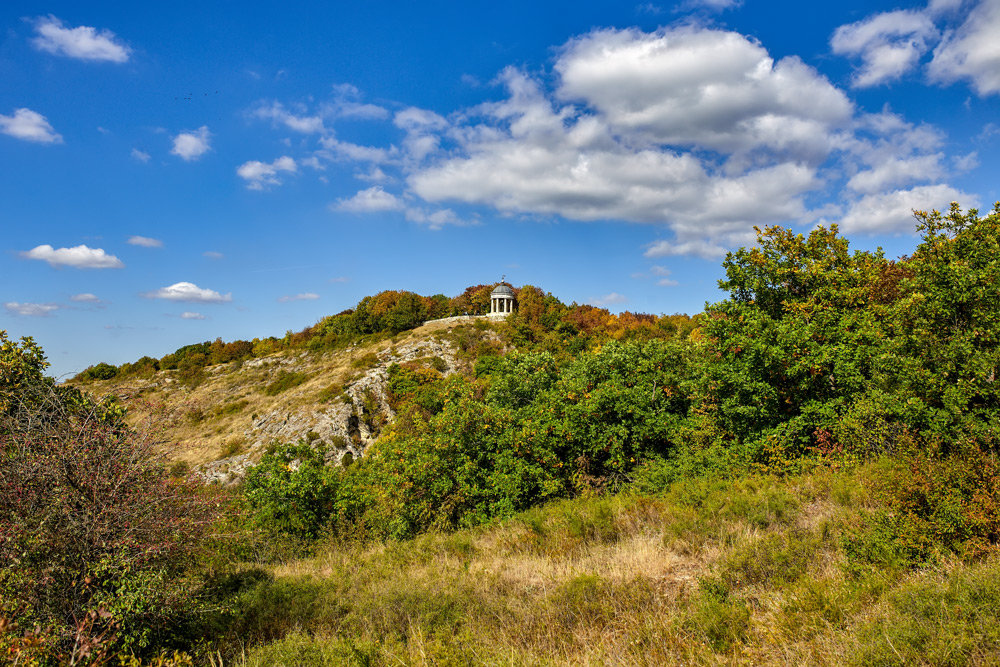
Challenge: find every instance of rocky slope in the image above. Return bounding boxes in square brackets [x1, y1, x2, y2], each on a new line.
[77, 319, 502, 484]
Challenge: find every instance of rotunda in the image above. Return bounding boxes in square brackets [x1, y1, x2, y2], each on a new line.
[490, 284, 515, 315]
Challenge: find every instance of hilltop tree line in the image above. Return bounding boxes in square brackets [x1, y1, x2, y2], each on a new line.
[74, 285, 696, 383]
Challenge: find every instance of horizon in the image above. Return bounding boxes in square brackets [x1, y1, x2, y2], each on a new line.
[3, 0, 998, 378]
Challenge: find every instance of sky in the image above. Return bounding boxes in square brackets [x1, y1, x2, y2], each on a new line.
[2, 0, 999, 379]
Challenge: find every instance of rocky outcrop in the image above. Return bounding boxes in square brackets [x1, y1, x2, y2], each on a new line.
[197, 334, 464, 485]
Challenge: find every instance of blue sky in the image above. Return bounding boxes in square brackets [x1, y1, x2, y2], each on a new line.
[2, 0, 998, 378]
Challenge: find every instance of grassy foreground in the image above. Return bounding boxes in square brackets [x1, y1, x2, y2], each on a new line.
[215, 463, 1000, 666]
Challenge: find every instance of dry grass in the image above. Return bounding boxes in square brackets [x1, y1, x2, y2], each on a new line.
[212, 468, 991, 666]
[72, 320, 495, 469]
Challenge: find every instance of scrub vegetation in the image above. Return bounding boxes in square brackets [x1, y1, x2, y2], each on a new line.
[6, 203, 1000, 664]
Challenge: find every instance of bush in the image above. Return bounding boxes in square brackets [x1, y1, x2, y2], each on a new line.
[0, 373, 219, 658]
[262, 371, 310, 396]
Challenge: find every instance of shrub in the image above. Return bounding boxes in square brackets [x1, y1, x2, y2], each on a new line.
[0, 376, 218, 658]
[262, 371, 310, 396]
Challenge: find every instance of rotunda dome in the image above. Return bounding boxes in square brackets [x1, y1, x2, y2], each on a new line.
[491, 284, 515, 297]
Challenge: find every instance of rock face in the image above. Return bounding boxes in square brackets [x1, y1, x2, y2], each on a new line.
[197, 334, 464, 485]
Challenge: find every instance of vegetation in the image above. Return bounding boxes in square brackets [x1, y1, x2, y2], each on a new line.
[9, 202, 1000, 664]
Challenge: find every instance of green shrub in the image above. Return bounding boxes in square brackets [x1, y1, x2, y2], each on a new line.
[262, 371, 310, 396]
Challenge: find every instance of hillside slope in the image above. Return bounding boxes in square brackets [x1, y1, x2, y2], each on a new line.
[76, 318, 502, 483]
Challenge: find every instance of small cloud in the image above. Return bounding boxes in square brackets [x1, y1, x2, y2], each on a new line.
[645, 239, 728, 260]
[203, 251, 224, 259]
[180, 311, 206, 320]
[70, 293, 101, 302]
[404, 207, 475, 230]
[5, 301, 59, 317]
[0, 108, 62, 143]
[237, 155, 297, 190]
[278, 292, 320, 302]
[954, 151, 980, 172]
[334, 186, 405, 213]
[636, 2, 662, 14]
[355, 166, 390, 183]
[127, 235, 163, 248]
[460, 73, 482, 88]
[588, 292, 628, 307]
[170, 126, 211, 161]
[131, 148, 150, 162]
[32, 15, 130, 63]
[252, 101, 325, 133]
[142, 281, 231, 303]
[328, 276, 350, 283]
[22, 244, 124, 269]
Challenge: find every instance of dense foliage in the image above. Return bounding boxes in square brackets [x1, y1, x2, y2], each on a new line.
[0, 334, 219, 663]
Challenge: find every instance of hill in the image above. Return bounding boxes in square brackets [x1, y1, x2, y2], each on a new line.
[76, 318, 504, 482]
[8, 203, 1000, 664]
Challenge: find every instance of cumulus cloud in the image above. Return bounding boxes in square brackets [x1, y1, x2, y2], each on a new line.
[278, 293, 320, 302]
[237, 156, 297, 190]
[928, 0, 1000, 95]
[255, 24, 975, 257]
[21, 244, 124, 269]
[588, 292, 628, 306]
[0, 108, 62, 143]
[142, 282, 231, 303]
[70, 293, 101, 303]
[127, 235, 163, 248]
[554, 27, 852, 158]
[32, 15, 130, 63]
[411, 65, 819, 251]
[170, 126, 211, 161]
[4, 302, 59, 317]
[131, 148, 150, 162]
[335, 186, 405, 212]
[203, 251, 224, 259]
[839, 184, 975, 234]
[180, 311, 206, 320]
[831, 10, 938, 87]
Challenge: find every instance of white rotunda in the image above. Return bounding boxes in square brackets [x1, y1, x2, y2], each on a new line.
[490, 284, 515, 315]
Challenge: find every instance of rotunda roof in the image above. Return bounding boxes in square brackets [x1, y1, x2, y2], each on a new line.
[491, 284, 515, 297]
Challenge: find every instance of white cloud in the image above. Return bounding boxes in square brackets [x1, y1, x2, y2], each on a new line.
[4, 302, 59, 317]
[335, 186, 405, 212]
[278, 293, 320, 302]
[928, 0, 1000, 95]
[318, 135, 394, 163]
[252, 102, 325, 133]
[831, 10, 938, 87]
[142, 282, 231, 303]
[404, 207, 473, 230]
[131, 148, 150, 162]
[170, 126, 211, 161]
[329, 276, 350, 283]
[588, 292, 628, 306]
[237, 155, 297, 190]
[180, 311, 206, 320]
[127, 235, 163, 248]
[554, 27, 852, 157]
[32, 15, 130, 63]
[0, 108, 62, 143]
[203, 251, 224, 259]
[22, 244, 124, 269]
[839, 184, 975, 234]
[70, 293, 101, 303]
[645, 239, 729, 260]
